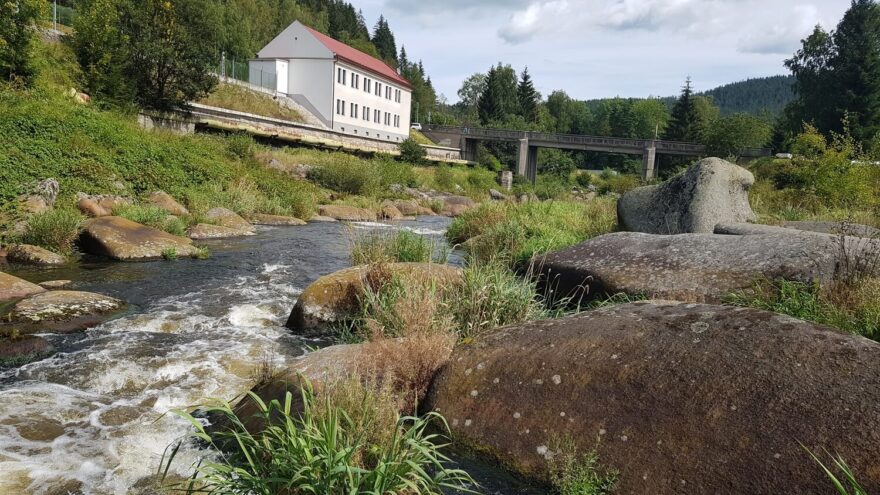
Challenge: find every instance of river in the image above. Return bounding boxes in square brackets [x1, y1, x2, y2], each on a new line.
[0, 217, 542, 495]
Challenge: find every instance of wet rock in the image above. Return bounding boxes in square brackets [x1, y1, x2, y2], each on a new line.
[79, 216, 200, 261]
[39, 280, 73, 290]
[286, 263, 463, 336]
[537, 231, 880, 304]
[5, 290, 124, 334]
[0, 272, 45, 302]
[187, 224, 250, 240]
[205, 208, 255, 236]
[6, 245, 66, 265]
[317, 205, 377, 222]
[249, 214, 306, 226]
[308, 215, 338, 223]
[426, 301, 880, 493]
[0, 335, 54, 366]
[393, 200, 435, 217]
[147, 191, 190, 216]
[618, 157, 756, 234]
[379, 202, 404, 220]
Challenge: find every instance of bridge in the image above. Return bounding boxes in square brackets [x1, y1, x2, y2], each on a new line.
[423, 125, 770, 181]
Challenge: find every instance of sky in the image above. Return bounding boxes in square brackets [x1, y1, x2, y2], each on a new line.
[355, 0, 852, 103]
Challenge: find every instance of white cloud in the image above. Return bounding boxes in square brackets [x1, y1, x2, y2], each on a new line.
[737, 5, 821, 54]
[498, 0, 571, 44]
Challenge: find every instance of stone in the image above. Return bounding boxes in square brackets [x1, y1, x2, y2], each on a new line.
[489, 189, 506, 201]
[21, 196, 50, 215]
[0, 336, 54, 366]
[0, 272, 45, 302]
[39, 280, 73, 290]
[442, 203, 471, 217]
[79, 216, 200, 261]
[617, 157, 757, 234]
[34, 178, 59, 206]
[6, 245, 66, 265]
[187, 224, 250, 240]
[379, 202, 404, 220]
[249, 214, 307, 226]
[404, 187, 429, 200]
[74, 92, 91, 104]
[317, 205, 377, 222]
[426, 301, 880, 493]
[77, 198, 111, 218]
[4, 290, 124, 334]
[308, 215, 338, 223]
[76, 193, 132, 216]
[393, 200, 424, 216]
[204, 207, 255, 235]
[784, 221, 880, 239]
[286, 263, 463, 336]
[500, 171, 514, 191]
[536, 231, 880, 304]
[147, 191, 190, 216]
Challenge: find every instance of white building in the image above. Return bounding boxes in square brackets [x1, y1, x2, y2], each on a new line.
[249, 21, 413, 142]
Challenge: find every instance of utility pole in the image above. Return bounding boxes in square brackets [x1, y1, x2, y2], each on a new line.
[415, 101, 420, 123]
[53, 0, 57, 32]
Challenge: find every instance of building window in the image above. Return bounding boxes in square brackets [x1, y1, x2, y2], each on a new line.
[342, 69, 347, 85]
[352, 73, 359, 89]
[337, 68, 342, 84]
[385, 86, 391, 99]
[375, 82, 381, 96]
[351, 102, 357, 119]
[335, 99, 341, 115]
[395, 89, 401, 103]
[374, 109, 380, 123]
[365, 78, 371, 93]
[363, 106, 369, 121]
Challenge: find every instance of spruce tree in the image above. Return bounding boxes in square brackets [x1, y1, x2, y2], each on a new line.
[398, 45, 409, 72]
[478, 66, 503, 125]
[831, 0, 880, 141]
[665, 77, 700, 141]
[518, 67, 540, 123]
[371, 16, 397, 66]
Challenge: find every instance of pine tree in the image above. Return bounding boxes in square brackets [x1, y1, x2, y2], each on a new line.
[398, 45, 409, 72]
[831, 0, 880, 141]
[478, 66, 503, 125]
[665, 77, 700, 141]
[371, 15, 397, 67]
[517, 67, 540, 122]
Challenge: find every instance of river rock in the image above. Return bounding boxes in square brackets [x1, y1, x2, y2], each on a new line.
[617, 157, 757, 234]
[79, 216, 200, 261]
[317, 205, 377, 222]
[425, 301, 880, 493]
[0, 336, 54, 366]
[286, 263, 463, 336]
[76, 194, 132, 217]
[784, 220, 880, 238]
[0, 272, 45, 302]
[537, 231, 880, 304]
[308, 215, 338, 223]
[205, 208, 255, 235]
[249, 214, 306, 226]
[77, 197, 111, 217]
[393, 200, 434, 217]
[379, 202, 404, 220]
[148, 191, 190, 216]
[5, 290, 124, 334]
[21, 196, 50, 215]
[187, 224, 249, 240]
[39, 280, 73, 290]
[441, 195, 475, 217]
[6, 245, 66, 265]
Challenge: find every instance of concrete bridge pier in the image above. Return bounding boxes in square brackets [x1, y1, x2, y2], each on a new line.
[642, 142, 657, 180]
[460, 137, 479, 162]
[517, 139, 538, 184]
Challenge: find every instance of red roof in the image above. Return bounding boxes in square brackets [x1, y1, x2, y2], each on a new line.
[303, 25, 412, 90]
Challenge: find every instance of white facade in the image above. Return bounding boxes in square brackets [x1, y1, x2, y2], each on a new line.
[249, 21, 412, 142]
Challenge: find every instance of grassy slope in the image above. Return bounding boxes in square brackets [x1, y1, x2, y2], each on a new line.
[198, 83, 304, 122]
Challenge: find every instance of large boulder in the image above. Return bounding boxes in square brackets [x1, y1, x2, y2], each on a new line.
[393, 200, 435, 217]
[0, 335, 54, 366]
[441, 195, 476, 217]
[317, 205, 377, 222]
[79, 216, 200, 261]
[6, 245, 66, 265]
[426, 301, 880, 493]
[148, 191, 190, 216]
[204, 207, 255, 235]
[784, 220, 880, 238]
[76, 194, 132, 218]
[286, 263, 463, 336]
[249, 214, 306, 226]
[537, 231, 880, 304]
[3, 290, 124, 334]
[379, 202, 404, 220]
[617, 157, 757, 234]
[187, 224, 248, 240]
[0, 272, 45, 302]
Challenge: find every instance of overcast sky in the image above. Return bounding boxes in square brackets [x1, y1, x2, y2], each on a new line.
[354, 0, 851, 102]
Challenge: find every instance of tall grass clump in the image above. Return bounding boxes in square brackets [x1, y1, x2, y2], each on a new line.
[350, 229, 448, 265]
[448, 199, 617, 266]
[806, 449, 868, 495]
[113, 204, 186, 236]
[18, 208, 83, 255]
[548, 437, 618, 495]
[160, 385, 475, 495]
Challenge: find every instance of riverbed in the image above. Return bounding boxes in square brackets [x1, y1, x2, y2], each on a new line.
[0, 217, 541, 495]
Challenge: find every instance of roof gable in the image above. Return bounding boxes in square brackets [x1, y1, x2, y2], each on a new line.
[257, 21, 333, 60]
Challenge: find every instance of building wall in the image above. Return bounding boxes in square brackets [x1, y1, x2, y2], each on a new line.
[330, 60, 412, 142]
[287, 58, 334, 124]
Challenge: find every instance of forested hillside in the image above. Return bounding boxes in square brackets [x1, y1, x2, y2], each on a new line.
[700, 76, 795, 116]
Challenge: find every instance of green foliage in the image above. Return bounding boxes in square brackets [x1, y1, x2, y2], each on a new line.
[17, 208, 83, 255]
[538, 148, 576, 178]
[665, 77, 701, 142]
[0, 0, 48, 83]
[398, 137, 427, 163]
[478, 63, 519, 125]
[518, 67, 540, 123]
[71, 0, 132, 106]
[224, 132, 255, 160]
[534, 176, 569, 200]
[704, 113, 773, 159]
[548, 438, 618, 495]
[477, 145, 503, 172]
[160, 387, 475, 495]
[113, 204, 186, 236]
[434, 165, 455, 191]
[371, 15, 397, 66]
[807, 449, 868, 495]
[161, 248, 178, 261]
[307, 156, 380, 196]
[790, 123, 829, 158]
[350, 229, 447, 265]
[199, 83, 303, 121]
[448, 199, 618, 266]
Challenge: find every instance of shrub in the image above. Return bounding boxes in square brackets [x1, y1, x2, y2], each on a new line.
[465, 167, 497, 192]
[161, 248, 178, 260]
[376, 156, 417, 188]
[477, 146, 502, 172]
[790, 123, 828, 159]
[575, 172, 593, 188]
[113, 204, 186, 236]
[535, 176, 569, 200]
[350, 229, 447, 265]
[160, 385, 475, 495]
[225, 132, 255, 160]
[307, 156, 380, 196]
[398, 137, 427, 164]
[18, 208, 83, 255]
[596, 174, 641, 195]
[434, 165, 456, 191]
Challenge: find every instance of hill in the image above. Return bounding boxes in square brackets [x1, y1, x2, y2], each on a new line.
[661, 75, 795, 117]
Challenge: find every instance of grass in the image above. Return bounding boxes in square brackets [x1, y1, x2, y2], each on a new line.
[15, 208, 83, 255]
[349, 229, 448, 265]
[113, 204, 187, 236]
[807, 449, 868, 495]
[409, 129, 435, 146]
[548, 437, 618, 495]
[160, 384, 476, 495]
[412, 164, 498, 199]
[447, 199, 618, 266]
[306, 154, 418, 197]
[197, 83, 303, 122]
[161, 248, 178, 261]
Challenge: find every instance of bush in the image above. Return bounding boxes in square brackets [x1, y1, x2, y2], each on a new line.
[477, 146, 502, 172]
[790, 123, 827, 159]
[161, 385, 475, 495]
[18, 208, 83, 255]
[307, 156, 380, 196]
[349, 229, 448, 265]
[398, 137, 426, 163]
[535, 176, 569, 200]
[225, 132, 255, 160]
[376, 156, 417, 188]
[596, 174, 641, 195]
[113, 204, 186, 236]
[434, 165, 456, 191]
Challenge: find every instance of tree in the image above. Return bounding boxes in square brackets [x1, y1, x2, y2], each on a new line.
[119, 0, 221, 110]
[704, 113, 772, 159]
[631, 99, 670, 139]
[831, 0, 880, 142]
[371, 15, 397, 67]
[665, 77, 701, 142]
[517, 67, 540, 123]
[477, 63, 519, 125]
[0, 0, 48, 83]
[458, 73, 486, 108]
[72, 0, 133, 104]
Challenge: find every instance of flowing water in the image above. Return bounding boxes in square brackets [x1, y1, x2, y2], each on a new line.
[0, 217, 541, 495]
